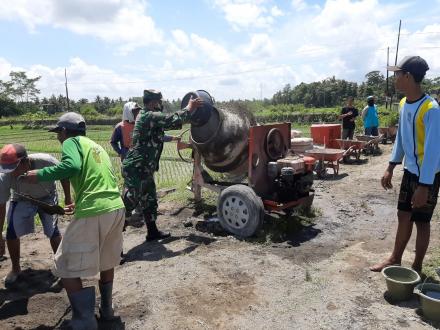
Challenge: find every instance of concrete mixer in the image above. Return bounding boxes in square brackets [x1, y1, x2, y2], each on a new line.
[178, 90, 315, 238]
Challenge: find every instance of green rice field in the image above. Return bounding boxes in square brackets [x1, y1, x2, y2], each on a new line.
[0, 123, 312, 201]
[0, 125, 194, 192]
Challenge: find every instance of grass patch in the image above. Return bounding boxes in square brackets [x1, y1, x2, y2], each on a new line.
[423, 247, 440, 281]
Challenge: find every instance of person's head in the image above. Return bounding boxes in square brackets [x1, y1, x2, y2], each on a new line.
[143, 89, 163, 111]
[346, 96, 354, 107]
[122, 102, 142, 123]
[0, 144, 31, 177]
[48, 112, 86, 143]
[387, 55, 429, 93]
[367, 95, 375, 106]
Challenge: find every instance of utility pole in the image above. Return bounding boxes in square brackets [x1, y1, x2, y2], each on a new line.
[390, 20, 402, 108]
[260, 83, 263, 100]
[386, 47, 390, 109]
[65, 68, 70, 111]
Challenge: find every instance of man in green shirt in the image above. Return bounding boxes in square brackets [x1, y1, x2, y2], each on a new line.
[24, 112, 125, 330]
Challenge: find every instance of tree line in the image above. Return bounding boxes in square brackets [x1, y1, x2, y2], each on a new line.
[1, 70, 440, 119]
[272, 71, 440, 108]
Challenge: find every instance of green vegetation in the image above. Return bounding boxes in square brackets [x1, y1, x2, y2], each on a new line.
[0, 124, 194, 197]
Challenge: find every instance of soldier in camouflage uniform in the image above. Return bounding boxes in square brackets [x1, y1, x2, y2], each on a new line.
[122, 89, 203, 241]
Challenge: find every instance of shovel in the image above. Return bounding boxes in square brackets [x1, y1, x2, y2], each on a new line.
[15, 175, 66, 215]
[14, 192, 65, 215]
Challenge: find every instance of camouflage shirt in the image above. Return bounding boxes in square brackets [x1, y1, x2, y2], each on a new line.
[122, 109, 191, 173]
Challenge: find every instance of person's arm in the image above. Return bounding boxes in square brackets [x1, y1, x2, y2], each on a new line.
[163, 135, 178, 142]
[149, 97, 203, 130]
[0, 203, 6, 256]
[362, 106, 368, 120]
[110, 126, 123, 155]
[382, 113, 404, 190]
[36, 138, 82, 182]
[60, 179, 73, 205]
[338, 109, 347, 120]
[389, 114, 404, 165]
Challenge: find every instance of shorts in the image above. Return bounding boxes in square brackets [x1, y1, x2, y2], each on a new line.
[397, 170, 440, 222]
[365, 127, 378, 136]
[342, 128, 355, 140]
[52, 208, 125, 279]
[6, 196, 60, 240]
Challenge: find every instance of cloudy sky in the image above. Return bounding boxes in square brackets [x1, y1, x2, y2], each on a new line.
[1, 0, 440, 101]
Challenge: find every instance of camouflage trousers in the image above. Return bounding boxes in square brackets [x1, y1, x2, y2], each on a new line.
[122, 166, 158, 221]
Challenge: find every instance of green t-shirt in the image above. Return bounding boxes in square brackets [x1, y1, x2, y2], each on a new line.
[37, 136, 124, 218]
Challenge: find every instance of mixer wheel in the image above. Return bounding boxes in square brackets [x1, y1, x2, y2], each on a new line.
[217, 185, 264, 238]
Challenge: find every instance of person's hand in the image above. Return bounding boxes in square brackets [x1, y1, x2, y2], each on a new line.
[177, 138, 191, 150]
[64, 202, 76, 215]
[412, 186, 429, 209]
[0, 236, 5, 257]
[347, 111, 353, 116]
[381, 168, 394, 190]
[20, 170, 39, 184]
[187, 96, 204, 112]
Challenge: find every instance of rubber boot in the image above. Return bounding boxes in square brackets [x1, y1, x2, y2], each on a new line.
[99, 281, 119, 321]
[145, 214, 170, 241]
[67, 287, 98, 330]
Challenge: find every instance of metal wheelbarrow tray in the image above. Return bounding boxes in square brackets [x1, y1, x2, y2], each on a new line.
[355, 134, 385, 155]
[335, 139, 367, 161]
[305, 148, 345, 178]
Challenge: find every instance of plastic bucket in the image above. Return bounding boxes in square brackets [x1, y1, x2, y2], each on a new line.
[181, 90, 214, 127]
[382, 266, 421, 301]
[414, 282, 440, 321]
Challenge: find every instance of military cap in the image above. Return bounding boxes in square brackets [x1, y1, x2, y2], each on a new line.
[143, 89, 163, 104]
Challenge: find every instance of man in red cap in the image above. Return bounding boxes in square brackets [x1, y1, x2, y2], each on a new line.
[0, 144, 72, 285]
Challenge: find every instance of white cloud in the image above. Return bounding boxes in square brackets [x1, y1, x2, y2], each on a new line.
[291, 0, 307, 11]
[212, 0, 276, 30]
[243, 33, 274, 57]
[0, 0, 163, 53]
[271, 6, 284, 17]
[2, 0, 440, 102]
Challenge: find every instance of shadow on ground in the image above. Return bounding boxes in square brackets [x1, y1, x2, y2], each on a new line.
[0, 269, 61, 321]
[123, 233, 217, 263]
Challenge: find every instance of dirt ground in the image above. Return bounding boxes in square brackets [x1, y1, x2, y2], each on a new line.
[1, 144, 440, 330]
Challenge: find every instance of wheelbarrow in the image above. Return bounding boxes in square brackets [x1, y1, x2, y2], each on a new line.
[378, 126, 398, 144]
[335, 139, 367, 162]
[355, 134, 385, 155]
[304, 148, 346, 178]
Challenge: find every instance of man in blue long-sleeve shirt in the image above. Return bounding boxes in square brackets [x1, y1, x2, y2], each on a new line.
[371, 56, 440, 272]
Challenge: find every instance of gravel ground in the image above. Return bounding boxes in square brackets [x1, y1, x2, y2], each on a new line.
[0, 144, 439, 329]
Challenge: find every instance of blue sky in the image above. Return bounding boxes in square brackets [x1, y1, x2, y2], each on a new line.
[1, 0, 440, 101]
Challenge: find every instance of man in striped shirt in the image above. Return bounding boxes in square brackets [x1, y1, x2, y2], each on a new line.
[371, 56, 440, 272]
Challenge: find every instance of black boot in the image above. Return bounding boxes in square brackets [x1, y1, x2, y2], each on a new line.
[146, 219, 170, 241]
[67, 287, 98, 330]
[98, 281, 119, 321]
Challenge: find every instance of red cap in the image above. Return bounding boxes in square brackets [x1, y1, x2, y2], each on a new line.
[0, 144, 28, 173]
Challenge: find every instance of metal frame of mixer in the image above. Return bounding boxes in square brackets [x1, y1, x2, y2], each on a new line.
[180, 122, 314, 213]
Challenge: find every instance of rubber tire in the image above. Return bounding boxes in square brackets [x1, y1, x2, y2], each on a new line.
[217, 185, 264, 238]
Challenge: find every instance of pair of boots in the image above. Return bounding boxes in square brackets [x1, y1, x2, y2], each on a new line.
[67, 282, 118, 330]
[145, 214, 171, 241]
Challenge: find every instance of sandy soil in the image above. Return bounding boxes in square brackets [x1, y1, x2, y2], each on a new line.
[1, 144, 439, 330]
